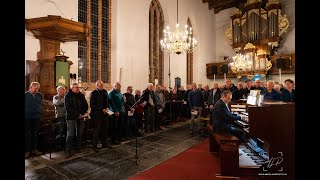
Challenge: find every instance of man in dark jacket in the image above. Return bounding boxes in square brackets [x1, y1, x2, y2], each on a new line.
[280, 79, 295, 102]
[142, 83, 156, 133]
[65, 83, 88, 157]
[207, 82, 221, 125]
[123, 86, 136, 138]
[221, 78, 238, 101]
[134, 89, 144, 131]
[242, 79, 256, 98]
[188, 83, 204, 134]
[25, 82, 43, 159]
[90, 80, 110, 151]
[211, 90, 244, 143]
[264, 80, 280, 100]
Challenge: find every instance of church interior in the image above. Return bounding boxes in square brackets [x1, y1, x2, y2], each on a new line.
[25, 0, 295, 179]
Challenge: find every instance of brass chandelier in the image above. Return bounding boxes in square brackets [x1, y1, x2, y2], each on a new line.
[160, 0, 197, 54]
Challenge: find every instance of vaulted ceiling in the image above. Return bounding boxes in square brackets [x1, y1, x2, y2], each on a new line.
[202, 0, 247, 14]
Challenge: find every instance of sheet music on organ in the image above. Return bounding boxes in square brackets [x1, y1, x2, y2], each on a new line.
[231, 104, 246, 108]
[246, 90, 261, 105]
[231, 108, 246, 112]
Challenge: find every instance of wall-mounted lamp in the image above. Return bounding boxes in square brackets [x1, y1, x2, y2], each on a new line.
[70, 73, 76, 87]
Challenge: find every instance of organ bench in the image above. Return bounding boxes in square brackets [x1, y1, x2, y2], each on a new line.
[207, 125, 240, 178]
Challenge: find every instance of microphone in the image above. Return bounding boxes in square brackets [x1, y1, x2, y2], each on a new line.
[140, 89, 147, 97]
[130, 90, 147, 109]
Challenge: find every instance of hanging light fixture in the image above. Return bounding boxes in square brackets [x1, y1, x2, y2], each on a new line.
[229, 43, 272, 79]
[230, 53, 253, 79]
[160, 0, 197, 54]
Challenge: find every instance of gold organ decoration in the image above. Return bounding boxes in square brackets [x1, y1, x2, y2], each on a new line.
[226, 0, 289, 78]
[224, 22, 233, 44]
[279, 13, 289, 36]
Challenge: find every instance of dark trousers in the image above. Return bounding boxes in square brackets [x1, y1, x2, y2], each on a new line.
[182, 103, 189, 118]
[91, 112, 109, 147]
[155, 109, 163, 130]
[230, 125, 245, 144]
[111, 112, 124, 142]
[119, 111, 127, 138]
[164, 102, 171, 120]
[56, 116, 67, 139]
[121, 112, 129, 138]
[25, 117, 40, 152]
[66, 119, 84, 152]
[127, 115, 136, 137]
[186, 102, 191, 119]
[134, 113, 143, 129]
[144, 106, 155, 132]
[171, 102, 178, 120]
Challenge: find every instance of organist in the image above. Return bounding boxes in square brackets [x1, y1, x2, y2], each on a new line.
[211, 90, 244, 143]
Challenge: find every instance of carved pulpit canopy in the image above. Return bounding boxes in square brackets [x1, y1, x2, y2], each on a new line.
[25, 15, 88, 100]
[25, 15, 90, 42]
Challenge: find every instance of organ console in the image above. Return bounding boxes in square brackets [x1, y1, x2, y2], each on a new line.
[230, 100, 295, 179]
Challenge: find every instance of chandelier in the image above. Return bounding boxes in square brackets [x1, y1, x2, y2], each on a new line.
[230, 53, 253, 78]
[229, 43, 272, 79]
[160, 0, 197, 54]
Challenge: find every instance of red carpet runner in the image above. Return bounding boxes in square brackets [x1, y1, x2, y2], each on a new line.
[129, 139, 259, 180]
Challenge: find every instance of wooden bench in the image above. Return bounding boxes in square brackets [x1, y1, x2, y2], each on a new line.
[198, 117, 210, 136]
[207, 125, 240, 178]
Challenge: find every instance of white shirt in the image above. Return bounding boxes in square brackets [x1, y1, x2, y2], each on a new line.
[225, 103, 230, 112]
[148, 93, 154, 106]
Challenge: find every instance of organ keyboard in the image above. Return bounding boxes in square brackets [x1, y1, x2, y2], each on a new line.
[235, 120, 249, 128]
[230, 101, 295, 179]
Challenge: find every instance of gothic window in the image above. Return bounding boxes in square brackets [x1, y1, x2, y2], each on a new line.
[78, 0, 111, 84]
[186, 17, 193, 85]
[149, 0, 164, 85]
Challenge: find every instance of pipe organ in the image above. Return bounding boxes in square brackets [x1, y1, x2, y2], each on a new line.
[225, 0, 289, 78]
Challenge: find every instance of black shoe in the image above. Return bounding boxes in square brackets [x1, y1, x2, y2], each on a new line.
[31, 149, 43, 156]
[25, 152, 31, 159]
[73, 148, 82, 153]
[136, 132, 144, 137]
[65, 151, 72, 158]
[102, 144, 111, 148]
[112, 141, 121, 145]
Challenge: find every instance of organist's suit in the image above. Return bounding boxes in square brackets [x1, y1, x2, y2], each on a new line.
[211, 98, 244, 143]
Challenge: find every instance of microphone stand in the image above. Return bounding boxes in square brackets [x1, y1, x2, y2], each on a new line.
[130, 93, 145, 166]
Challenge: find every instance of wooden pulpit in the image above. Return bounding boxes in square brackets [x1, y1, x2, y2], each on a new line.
[25, 15, 90, 100]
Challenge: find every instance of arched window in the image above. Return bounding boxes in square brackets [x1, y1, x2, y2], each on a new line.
[149, 0, 164, 85]
[186, 17, 193, 85]
[78, 0, 111, 86]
